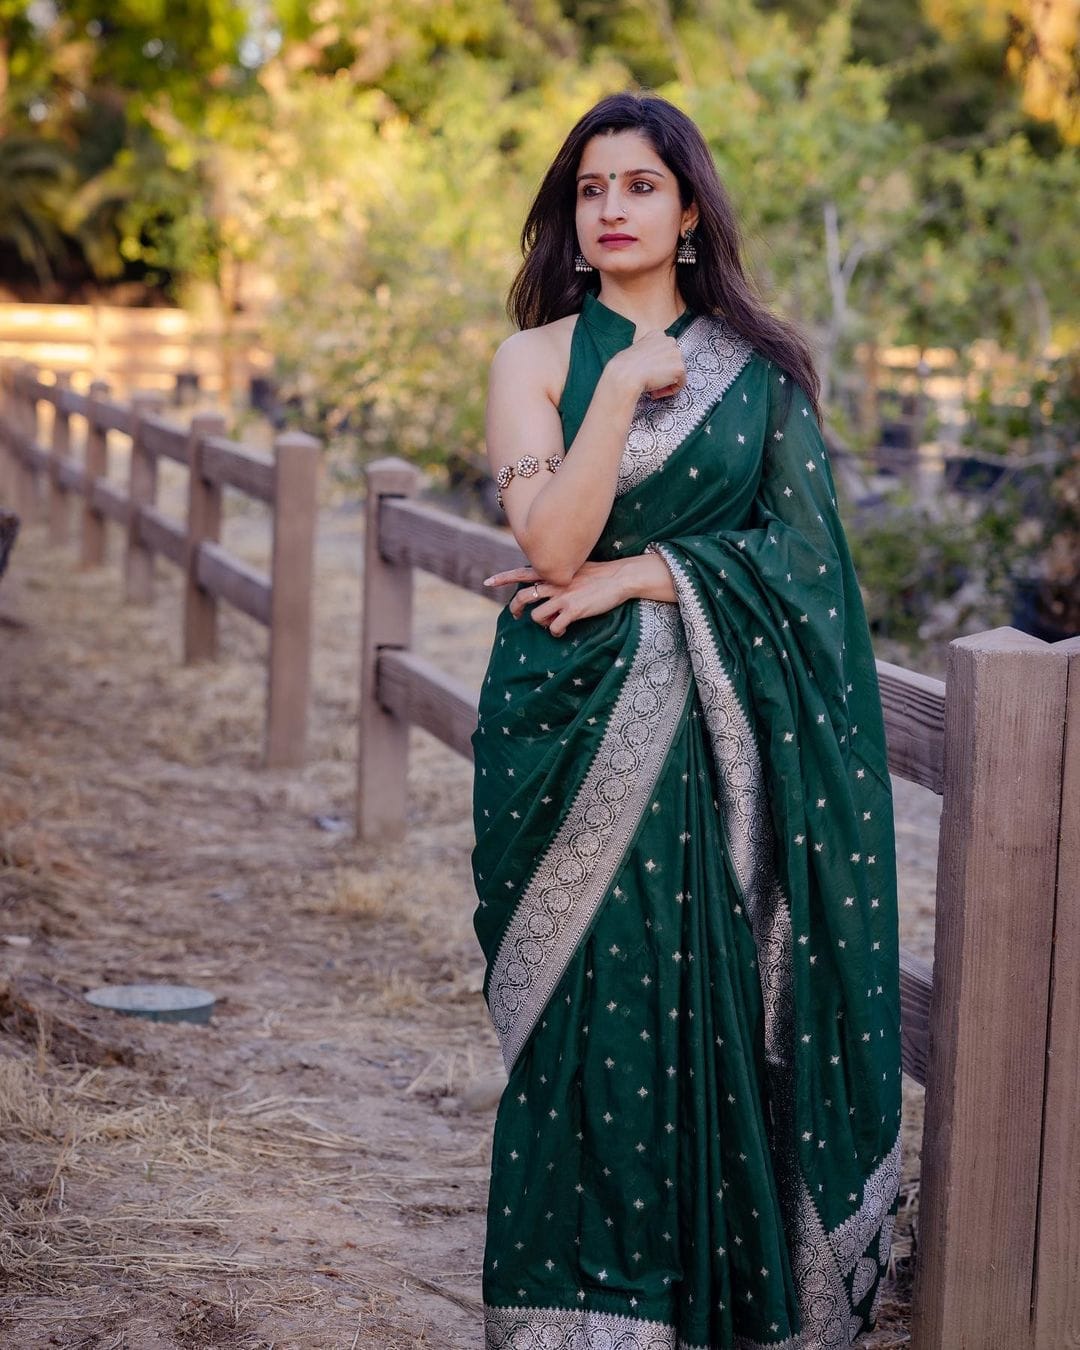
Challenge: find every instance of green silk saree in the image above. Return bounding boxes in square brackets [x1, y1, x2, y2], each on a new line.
[470, 291, 903, 1350]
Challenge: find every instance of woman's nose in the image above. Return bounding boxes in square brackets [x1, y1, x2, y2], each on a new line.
[600, 194, 627, 223]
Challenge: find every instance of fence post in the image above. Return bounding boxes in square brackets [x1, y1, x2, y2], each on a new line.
[182, 410, 227, 662]
[0, 365, 15, 507]
[15, 365, 40, 526]
[356, 456, 420, 842]
[10, 366, 25, 517]
[1, 365, 19, 511]
[264, 430, 320, 768]
[48, 371, 73, 547]
[79, 378, 110, 568]
[123, 391, 165, 604]
[911, 626, 1069, 1350]
[1032, 633, 1080, 1349]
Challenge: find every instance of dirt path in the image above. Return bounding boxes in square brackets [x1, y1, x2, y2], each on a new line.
[0, 488, 932, 1348]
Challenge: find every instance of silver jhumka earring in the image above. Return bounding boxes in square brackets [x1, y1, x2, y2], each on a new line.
[574, 251, 595, 273]
[677, 229, 697, 265]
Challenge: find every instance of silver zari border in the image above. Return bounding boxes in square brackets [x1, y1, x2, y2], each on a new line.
[484, 1302, 796, 1350]
[482, 1299, 855, 1350]
[486, 600, 692, 1073]
[485, 1302, 683, 1350]
[646, 544, 795, 1074]
[616, 316, 753, 498]
[830, 1131, 903, 1276]
[650, 544, 902, 1349]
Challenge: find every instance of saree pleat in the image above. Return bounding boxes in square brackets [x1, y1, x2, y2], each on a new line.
[470, 292, 903, 1349]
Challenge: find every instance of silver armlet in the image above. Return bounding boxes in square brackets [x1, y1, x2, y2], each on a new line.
[495, 453, 563, 510]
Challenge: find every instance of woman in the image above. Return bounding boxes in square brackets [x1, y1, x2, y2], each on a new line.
[471, 91, 902, 1350]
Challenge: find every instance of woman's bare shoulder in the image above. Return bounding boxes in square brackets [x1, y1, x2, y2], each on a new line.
[491, 314, 579, 406]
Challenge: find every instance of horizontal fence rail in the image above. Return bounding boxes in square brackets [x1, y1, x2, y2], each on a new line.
[357, 454, 1079, 1350]
[0, 359, 320, 768]
[0, 300, 269, 401]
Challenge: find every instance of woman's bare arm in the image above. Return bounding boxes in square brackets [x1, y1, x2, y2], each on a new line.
[485, 326, 685, 587]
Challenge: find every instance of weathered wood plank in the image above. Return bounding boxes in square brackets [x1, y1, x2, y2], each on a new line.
[90, 477, 130, 526]
[912, 627, 1069, 1350]
[265, 432, 319, 767]
[898, 945, 931, 1087]
[15, 368, 41, 525]
[91, 397, 133, 437]
[876, 659, 946, 794]
[195, 540, 271, 625]
[47, 371, 73, 547]
[357, 458, 421, 841]
[139, 413, 189, 465]
[0, 370, 16, 508]
[123, 392, 164, 604]
[380, 497, 524, 602]
[135, 504, 185, 568]
[79, 380, 110, 568]
[1033, 634, 1080, 1349]
[55, 457, 86, 494]
[377, 649, 479, 763]
[54, 386, 88, 418]
[182, 413, 227, 662]
[22, 437, 49, 472]
[201, 435, 275, 503]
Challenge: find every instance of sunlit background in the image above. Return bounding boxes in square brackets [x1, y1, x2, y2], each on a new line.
[1, 0, 1077, 660]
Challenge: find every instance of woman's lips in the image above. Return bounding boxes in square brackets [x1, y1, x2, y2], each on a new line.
[599, 236, 637, 249]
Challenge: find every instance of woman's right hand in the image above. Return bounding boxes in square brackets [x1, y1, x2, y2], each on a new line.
[607, 329, 687, 400]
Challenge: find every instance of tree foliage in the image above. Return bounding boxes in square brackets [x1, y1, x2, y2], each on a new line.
[0, 0, 1076, 464]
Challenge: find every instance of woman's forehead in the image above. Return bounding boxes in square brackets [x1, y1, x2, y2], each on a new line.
[577, 129, 664, 175]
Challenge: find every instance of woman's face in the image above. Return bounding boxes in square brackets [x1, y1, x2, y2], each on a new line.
[574, 129, 697, 278]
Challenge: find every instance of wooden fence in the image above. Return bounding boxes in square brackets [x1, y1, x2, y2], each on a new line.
[0, 361, 320, 768]
[357, 455, 1079, 1350]
[0, 301, 269, 403]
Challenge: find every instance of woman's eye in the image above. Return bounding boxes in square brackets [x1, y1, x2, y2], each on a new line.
[579, 180, 653, 197]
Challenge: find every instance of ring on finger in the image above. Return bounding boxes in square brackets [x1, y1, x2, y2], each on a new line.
[532, 583, 540, 600]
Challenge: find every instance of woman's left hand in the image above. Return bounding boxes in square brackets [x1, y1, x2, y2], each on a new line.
[482, 560, 629, 638]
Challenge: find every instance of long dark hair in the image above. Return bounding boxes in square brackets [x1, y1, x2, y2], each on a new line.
[507, 91, 822, 423]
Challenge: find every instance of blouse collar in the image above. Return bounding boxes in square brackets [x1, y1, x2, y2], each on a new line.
[581, 289, 694, 344]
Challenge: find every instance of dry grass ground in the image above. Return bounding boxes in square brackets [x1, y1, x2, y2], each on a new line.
[0, 460, 936, 1348]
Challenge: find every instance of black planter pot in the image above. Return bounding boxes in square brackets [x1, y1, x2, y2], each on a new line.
[944, 454, 1009, 494]
[174, 369, 201, 407]
[1011, 577, 1078, 642]
[0, 509, 19, 581]
[873, 418, 919, 476]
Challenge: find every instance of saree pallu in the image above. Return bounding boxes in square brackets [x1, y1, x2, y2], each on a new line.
[470, 293, 902, 1350]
